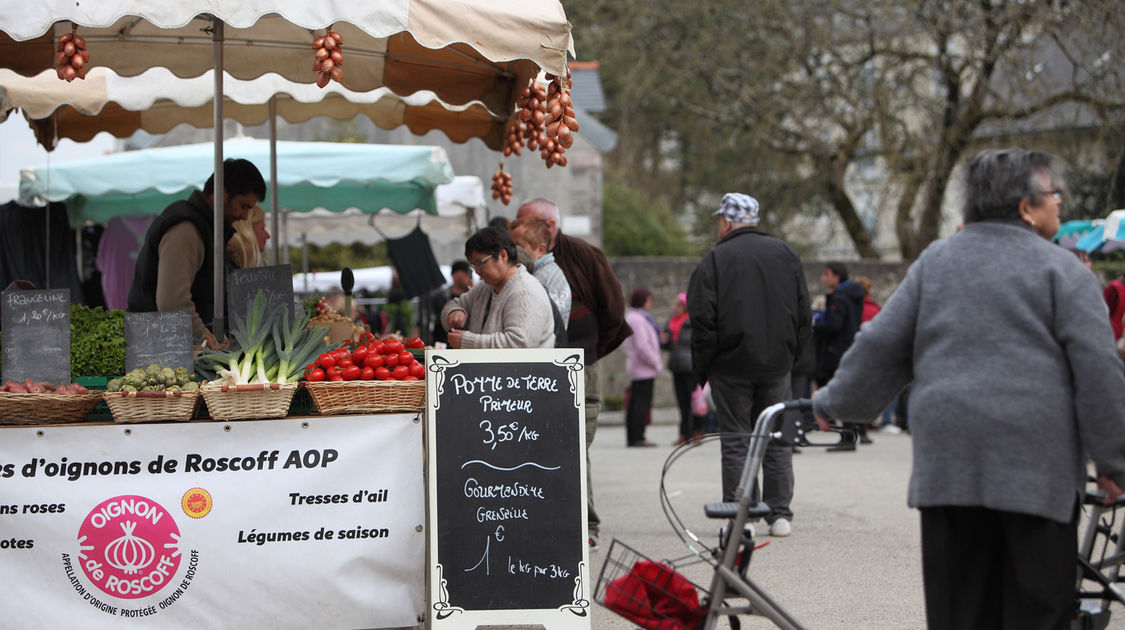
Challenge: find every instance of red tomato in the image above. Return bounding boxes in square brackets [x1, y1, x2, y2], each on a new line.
[307, 368, 326, 382]
[318, 353, 336, 370]
[364, 353, 384, 369]
[409, 362, 425, 379]
[359, 331, 375, 344]
[398, 351, 414, 366]
[372, 340, 386, 354]
[404, 336, 425, 349]
[342, 365, 362, 380]
[332, 347, 350, 361]
[392, 365, 409, 380]
[330, 375, 345, 382]
[351, 346, 368, 364]
[374, 367, 391, 381]
[384, 339, 404, 354]
[383, 353, 399, 368]
[337, 358, 355, 370]
[402, 375, 419, 381]
[360, 366, 375, 380]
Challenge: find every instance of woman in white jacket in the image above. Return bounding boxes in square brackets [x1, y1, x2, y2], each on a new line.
[441, 226, 555, 349]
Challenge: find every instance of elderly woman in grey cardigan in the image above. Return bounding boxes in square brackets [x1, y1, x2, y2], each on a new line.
[441, 226, 555, 349]
[813, 149, 1125, 630]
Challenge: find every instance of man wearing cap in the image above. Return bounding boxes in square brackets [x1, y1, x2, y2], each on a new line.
[687, 193, 812, 537]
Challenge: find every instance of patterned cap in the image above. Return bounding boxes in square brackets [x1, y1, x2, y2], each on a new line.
[712, 193, 760, 224]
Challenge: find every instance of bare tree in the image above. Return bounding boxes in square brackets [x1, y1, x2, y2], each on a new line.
[569, 0, 1125, 259]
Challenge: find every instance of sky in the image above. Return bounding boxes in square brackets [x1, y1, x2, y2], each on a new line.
[0, 115, 117, 205]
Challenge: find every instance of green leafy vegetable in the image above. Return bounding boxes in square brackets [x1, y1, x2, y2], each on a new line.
[70, 305, 126, 377]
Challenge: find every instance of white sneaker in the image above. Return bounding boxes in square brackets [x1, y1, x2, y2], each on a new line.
[769, 518, 791, 537]
[880, 425, 902, 435]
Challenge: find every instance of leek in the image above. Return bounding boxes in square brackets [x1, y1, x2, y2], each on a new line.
[194, 289, 335, 385]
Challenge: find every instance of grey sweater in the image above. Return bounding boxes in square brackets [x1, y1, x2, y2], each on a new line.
[814, 220, 1125, 523]
[440, 265, 555, 349]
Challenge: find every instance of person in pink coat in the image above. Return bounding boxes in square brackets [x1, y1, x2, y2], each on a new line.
[623, 287, 662, 446]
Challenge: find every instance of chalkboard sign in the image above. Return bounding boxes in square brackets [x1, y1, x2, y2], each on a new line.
[227, 264, 294, 326]
[124, 310, 194, 371]
[1, 288, 70, 384]
[426, 348, 590, 630]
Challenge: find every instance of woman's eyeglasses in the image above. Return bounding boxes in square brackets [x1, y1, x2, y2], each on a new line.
[470, 254, 494, 269]
[1037, 189, 1063, 201]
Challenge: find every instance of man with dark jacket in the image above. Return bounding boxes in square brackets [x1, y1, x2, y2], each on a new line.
[687, 193, 812, 537]
[516, 198, 631, 551]
[814, 262, 867, 450]
[128, 159, 265, 348]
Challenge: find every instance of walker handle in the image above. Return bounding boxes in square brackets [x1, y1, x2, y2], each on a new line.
[783, 398, 812, 412]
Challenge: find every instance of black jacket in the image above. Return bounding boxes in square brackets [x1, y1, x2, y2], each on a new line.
[814, 280, 865, 384]
[687, 226, 812, 384]
[127, 191, 227, 327]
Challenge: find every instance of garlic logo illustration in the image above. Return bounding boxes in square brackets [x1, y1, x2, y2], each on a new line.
[78, 495, 182, 600]
[104, 521, 156, 575]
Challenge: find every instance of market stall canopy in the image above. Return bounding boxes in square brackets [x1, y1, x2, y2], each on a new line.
[0, 1, 573, 116]
[0, 67, 508, 151]
[293, 265, 454, 295]
[18, 138, 455, 226]
[285, 175, 486, 247]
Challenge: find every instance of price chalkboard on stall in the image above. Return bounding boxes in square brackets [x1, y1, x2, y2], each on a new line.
[124, 310, 193, 372]
[227, 264, 294, 325]
[1, 289, 70, 384]
[426, 348, 590, 630]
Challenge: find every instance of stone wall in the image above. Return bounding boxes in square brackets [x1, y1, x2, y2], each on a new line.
[600, 257, 911, 414]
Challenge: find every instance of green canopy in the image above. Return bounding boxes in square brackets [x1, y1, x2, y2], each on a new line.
[18, 138, 455, 226]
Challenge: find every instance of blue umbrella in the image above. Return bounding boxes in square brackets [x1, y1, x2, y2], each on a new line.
[1076, 210, 1125, 253]
[1053, 219, 1098, 250]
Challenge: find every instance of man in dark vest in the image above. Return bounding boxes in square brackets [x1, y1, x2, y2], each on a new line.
[516, 198, 632, 551]
[128, 158, 266, 348]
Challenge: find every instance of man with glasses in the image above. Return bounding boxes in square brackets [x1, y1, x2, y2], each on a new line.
[516, 198, 632, 551]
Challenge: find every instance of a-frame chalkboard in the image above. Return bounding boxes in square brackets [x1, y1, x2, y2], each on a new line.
[426, 348, 590, 630]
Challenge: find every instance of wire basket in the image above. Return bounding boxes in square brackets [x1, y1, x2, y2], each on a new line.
[0, 392, 104, 425]
[199, 382, 298, 421]
[103, 390, 201, 423]
[595, 539, 709, 630]
[304, 380, 425, 415]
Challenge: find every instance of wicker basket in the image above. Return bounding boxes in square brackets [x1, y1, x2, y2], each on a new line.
[0, 392, 104, 425]
[304, 380, 425, 415]
[200, 382, 298, 421]
[103, 390, 201, 423]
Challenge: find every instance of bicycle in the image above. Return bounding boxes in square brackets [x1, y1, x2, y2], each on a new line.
[595, 399, 1125, 630]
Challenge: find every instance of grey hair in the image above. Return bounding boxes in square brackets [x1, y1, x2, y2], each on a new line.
[518, 197, 560, 222]
[961, 149, 1061, 224]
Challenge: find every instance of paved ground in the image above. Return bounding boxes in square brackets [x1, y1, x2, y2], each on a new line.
[588, 407, 1125, 629]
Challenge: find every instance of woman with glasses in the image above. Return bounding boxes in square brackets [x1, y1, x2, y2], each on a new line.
[440, 226, 555, 349]
[812, 148, 1125, 630]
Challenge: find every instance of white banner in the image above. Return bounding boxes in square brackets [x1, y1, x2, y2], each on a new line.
[0, 414, 424, 629]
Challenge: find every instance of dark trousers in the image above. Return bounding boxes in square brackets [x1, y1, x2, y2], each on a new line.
[920, 505, 1077, 630]
[709, 372, 793, 521]
[672, 371, 697, 438]
[625, 378, 654, 445]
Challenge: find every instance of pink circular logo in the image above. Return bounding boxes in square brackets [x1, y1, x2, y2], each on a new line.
[77, 495, 182, 599]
